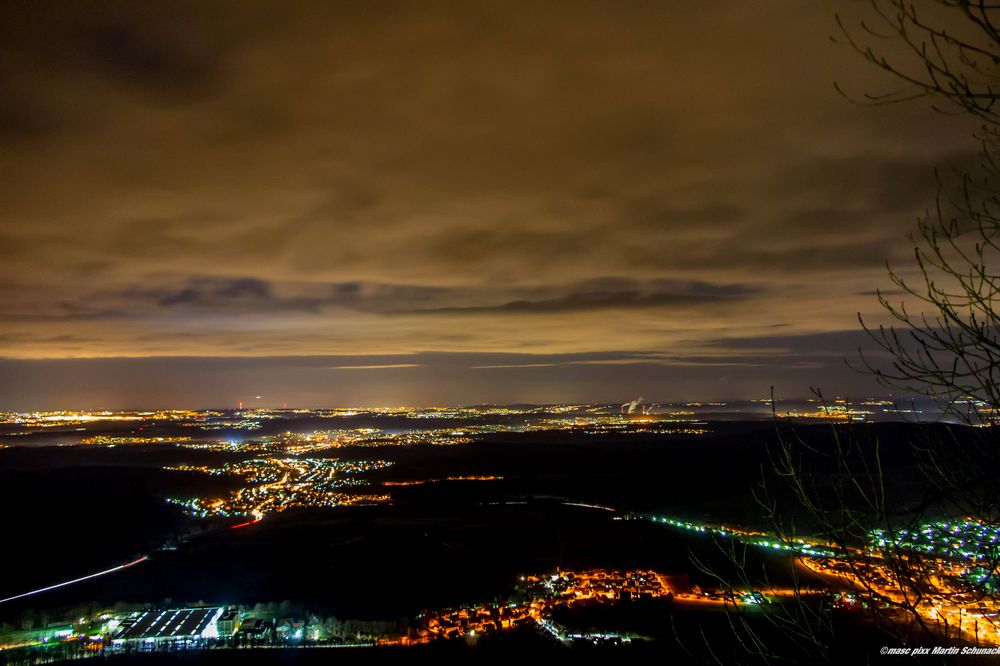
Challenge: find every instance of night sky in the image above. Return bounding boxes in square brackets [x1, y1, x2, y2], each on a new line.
[0, 2, 980, 408]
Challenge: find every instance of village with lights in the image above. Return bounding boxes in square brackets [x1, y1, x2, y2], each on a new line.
[5, 501, 1000, 661]
[3, 402, 1000, 663]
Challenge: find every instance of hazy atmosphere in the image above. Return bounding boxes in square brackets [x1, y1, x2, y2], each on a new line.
[0, 1, 978, 407]
[8, 3, 1000, 664]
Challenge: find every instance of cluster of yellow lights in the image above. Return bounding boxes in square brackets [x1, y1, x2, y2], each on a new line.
[3, 412, 145, 427]
[166, 457, 392, 520]
[81, 435, 192, 446]
[775, 406, 872, 421]
[801, 555, 1000, 645]
[385, 568, 787, 646]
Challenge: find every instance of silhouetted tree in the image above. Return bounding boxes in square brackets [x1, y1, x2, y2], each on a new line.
[715, 3, 1000, 663]
[834, 0, 1000, 123]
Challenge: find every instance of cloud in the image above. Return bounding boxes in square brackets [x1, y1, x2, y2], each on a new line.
[406, 279, 759, 314]
[329, 363, 421, 370]
[471, 363, 561, 369]
[0, 1, 981, 404]
[25, 275, 761, 322]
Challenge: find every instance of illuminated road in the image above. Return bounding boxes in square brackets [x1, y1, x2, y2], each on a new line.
[562, 501, 616, 512]
[0, 556, 148, 605]
[229, 509, 265, 530]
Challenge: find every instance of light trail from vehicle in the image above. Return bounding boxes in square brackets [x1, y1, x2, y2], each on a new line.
[229, 509, 265, 530]
[562, 501, 616, 512]
[0, 556, 149, 605]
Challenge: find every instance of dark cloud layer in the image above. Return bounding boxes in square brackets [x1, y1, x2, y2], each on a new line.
[0, 1, 980, 406]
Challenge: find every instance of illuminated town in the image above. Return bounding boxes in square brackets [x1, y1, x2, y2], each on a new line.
[6, 462, 1000, 661]
[9, 0, 1000, 660]
[0, 399, 926, 431]
[407, 569, 680, 645]
[164, 457, 393, 521]
[801, 519, 1000, 645]
[0, 398, 946, 448]
[1, 402, 990, 635]
[644, 512, 1000, 646]
[12, 509, 999, 660]
[0, 565, 806, 658]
